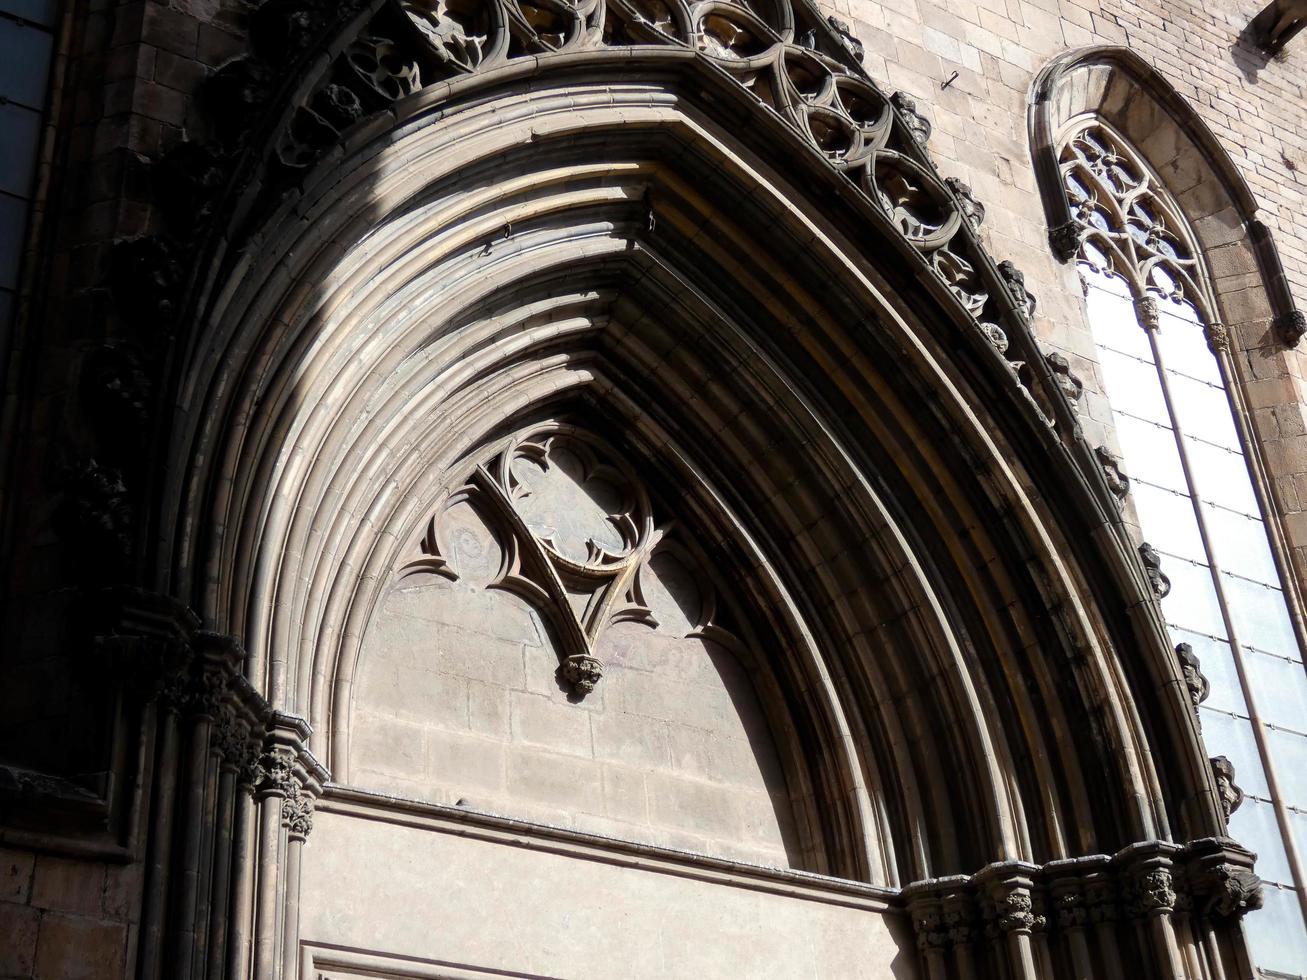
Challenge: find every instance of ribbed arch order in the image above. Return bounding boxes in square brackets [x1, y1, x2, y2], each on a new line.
[161, 56, 1215, 889]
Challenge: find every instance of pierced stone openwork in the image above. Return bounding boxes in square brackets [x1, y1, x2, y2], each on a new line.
[1059, 119, 1214, 321]
[401, 423, 725, 695]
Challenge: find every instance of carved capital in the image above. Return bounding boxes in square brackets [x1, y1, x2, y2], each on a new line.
[975, 863, 1039, 937]
[1183, 838, 1263, 920]
[1204, 321, 1231, 354]
[281, 784, 315, 842]
[1136, 295, 1160, 332]
[1121, 848, 1177, 919]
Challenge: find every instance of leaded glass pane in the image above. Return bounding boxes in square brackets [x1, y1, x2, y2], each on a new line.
[1205, 507, 1280, 587]
[1085, 279, 1152, 362]
[1098, 348, 1170, 422]
[1165, 371, 1241, 450]
[1268, 728, 1307, 809]
[1161, 560, 1226, 638]
[1154, 304, 1223, 385]
[1113, 417, 1187, 494]
[1198, 708, 1269, 798]
[1184, 437, 1260, 514]
[1247, 650, 1307, 732]
[0, 101, 40, 198]
[0, 0, 58, 26]
[1229, 796, 1293, 884]
[0, 14, 52, 109]
[1132, 483, 1205, 564]
[1245, 885, 1307, 977]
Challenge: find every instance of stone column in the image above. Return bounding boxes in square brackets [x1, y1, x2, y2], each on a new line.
[1120, 843, 1185, 978]
[975, 863, 1040, 980]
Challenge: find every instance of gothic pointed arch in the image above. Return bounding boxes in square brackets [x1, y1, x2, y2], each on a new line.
[88, 7, 1268, 980]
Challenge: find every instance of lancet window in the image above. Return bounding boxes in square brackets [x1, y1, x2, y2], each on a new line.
[1059, 117, 1307, 973]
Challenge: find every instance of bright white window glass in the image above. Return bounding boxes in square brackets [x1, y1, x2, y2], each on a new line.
[1185, 439, 1261, 514]
[1198, 708, 1270, 798]
[1206, 508, 1280, 586]
[1086, 279, 1153, 361]
[1113, 417, 1188, 493]
[1165, 372, 1242, 451]
[1172, 628, 1247, 716]
[1161, 560, 1228, 638]
[1269, 729, 1307, 808]
[1247, 649, 1307, 731]
[1245, 885, 1307, 976]
[1154, 302, 1222, 384]
[1132, 483, 1206, 564]
[1223, 576, 1298, 661]
[1231, 796, 1294, 884]
[1098, 348, 1171, 421]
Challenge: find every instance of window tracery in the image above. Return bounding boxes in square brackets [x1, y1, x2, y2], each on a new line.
[401, 423, 726, 696]
[1056, 115, 1307, 972]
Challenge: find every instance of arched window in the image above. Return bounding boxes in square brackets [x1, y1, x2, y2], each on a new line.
[1060, 117, 1307, 973]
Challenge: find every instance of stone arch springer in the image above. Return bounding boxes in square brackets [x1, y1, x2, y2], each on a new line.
[90, 5, 1268, 978]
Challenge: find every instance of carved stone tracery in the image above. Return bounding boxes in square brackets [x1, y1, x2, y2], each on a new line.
[402, 423, 726, 695]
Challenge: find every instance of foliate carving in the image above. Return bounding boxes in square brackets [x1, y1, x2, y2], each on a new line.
[1049, 220, 1080, 262]
[981, 882, 1035, 936]
[825, 16, 864, 63]
[1139, 542, 1170, 599]
[1276, 309, 1306, 347]
[1127, 867, 1176, 918]
[1205, 863, 1264, 918]
[281, 785, 315, 841]
[890, 91, 931, 145]
[1044, 352, 1083, 406]
[1205, 321, 1231, 354]
[945, 176, 985, 228]
[255, 749, 297, 800]
[1094, 445, 1130, 505]
[1175, 642, 1210, 711]
[1211, 756, 1244, 819]
[1136, 295, 1160, 331]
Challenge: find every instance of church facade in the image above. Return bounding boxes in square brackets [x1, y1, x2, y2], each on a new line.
[1, 0, 1305, 977]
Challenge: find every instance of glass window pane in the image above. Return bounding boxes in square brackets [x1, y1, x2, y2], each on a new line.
[0, 101, 41, 197]
[0, 15, 52, 109]
[1165, 372, 1241, 451]
[1244, 885, 1307, 977]
[1184, 438, 1259, 514]
[1154, 302, 1221, 385]
[1197, 708, 1269, 798]
[1171, 628, 1247, 716]
[1161, 560, 1227, 638]
[0, 193, 27, 290]
[1223, 574, 1298, 662]
[1293, 811, 1307, 880]
[0, 1, 59, 27]
[1114, 416, 1187, 493]
[1133, 483, 1205, 564]
[1228, 797, 1293, 884]
[1099, 348, 1168, 422]
[1205, 507, 1280, 587]
[1248, 650, 1307, 732]
[1268, 728, 1307, 808]
[1085, 278, 1153, 362]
